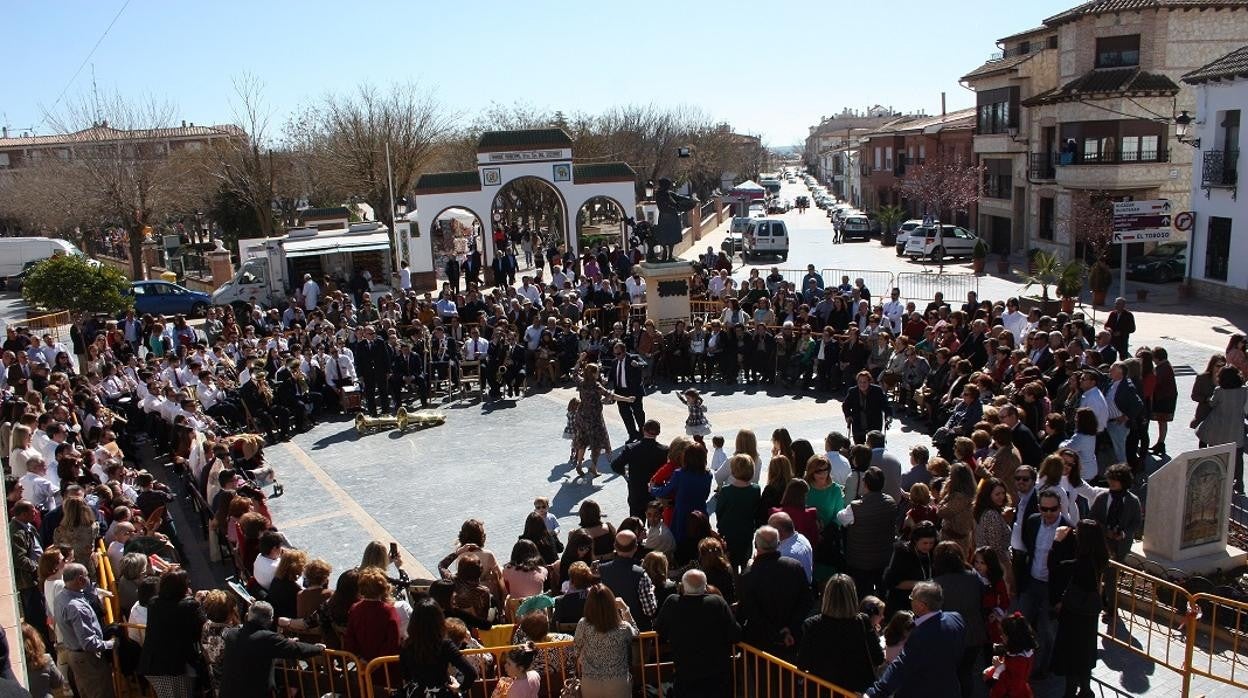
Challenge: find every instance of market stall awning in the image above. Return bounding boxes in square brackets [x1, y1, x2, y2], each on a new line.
[282, 232, 391, 258]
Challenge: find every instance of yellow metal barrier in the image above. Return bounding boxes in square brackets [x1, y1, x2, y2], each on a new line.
[24, 310, 71, 342]
[735, 642, 859, 698]
[1101, 559, 1197, 694]
[111, 623, 150, 698]
[274, 648, 368, 698]
[1189, 592, 1248, 692]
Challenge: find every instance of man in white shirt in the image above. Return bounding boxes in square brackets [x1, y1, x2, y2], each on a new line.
[252, 531, 284, 590]
[1001, 297, 1028, 343]
[434, 294, 458, 320]
[399, 261, 412, 291]
[39, 334, 69, 367]
[461, 327, 489, 362]
[624, 271, 646, 304]
[19, 455, 57, 511]
[39, 424, 68, 474]
[768, 512, 813, 582]
[882, 289, 905, 335]
[823, 432, 852, 487]
[1077, 370, 1109, 433]
[707, 270, 728, 299]
[325, 345, 356, 389]
[302, 274, 320, 311]
[517, 278, 542, 305]
[643, 501, 675, 556]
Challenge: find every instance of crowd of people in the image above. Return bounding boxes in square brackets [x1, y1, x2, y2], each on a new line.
[2, 238, 1241, 698]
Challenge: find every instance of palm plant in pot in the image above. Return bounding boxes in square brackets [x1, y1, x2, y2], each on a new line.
[1023, 249, 1063, 316]
[972, 239, 988, 275]
[1057, 260, 1084, 313]
[876, 204, 905, 247]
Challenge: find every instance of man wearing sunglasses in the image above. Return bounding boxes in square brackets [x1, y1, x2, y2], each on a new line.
[1014, 487, 1074, 678]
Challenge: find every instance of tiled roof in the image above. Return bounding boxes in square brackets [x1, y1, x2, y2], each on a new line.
[1022, 67, 1179, 105]
[997, 25, 1051, 42]
[573, 162, 636, 182]
[414, 171, 482, 192]
[0, 123, 245, 148]
[862, 108, 977, 138]
[477, 128, 573, 151]
[962, 52, 1038, 81]
[1045, 0, 1248, 26]
[1183, 44, 1248, 83]
[300, 207, 351, 220]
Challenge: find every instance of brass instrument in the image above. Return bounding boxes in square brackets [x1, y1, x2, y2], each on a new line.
[100, 407, 128, 425]
[354, 407, 446, 434]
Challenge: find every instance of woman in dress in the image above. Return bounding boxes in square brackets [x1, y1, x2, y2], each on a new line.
[575, 500, 617, 561]
[937, 462, 976, 554]
[803, 455, 845, 531]
[797, 574, 883, 692]
[757, 455, 795, 524]
[714, 454, 761, 571]
[137, 569, 206, 698]
[399, 599, 479, 697]
[973, 477, 1013, 591]
[650, 441, 714, 546]
[1050, 520, 1109, 698]
[1190, 354, 1226, 437]
[570, 360, 635, 479]
[501, 539, 549, 601]
[573, 584, 639, 698]
[198, 590, 239, 695]
[1150, 346, 1178, 455]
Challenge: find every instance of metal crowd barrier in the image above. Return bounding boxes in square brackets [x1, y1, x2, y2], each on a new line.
[736, 642, 859, 697]
[274, 648, 369, 698]
[895, 270, 979, 304]
[820, 269, 897, 298]
[24, 309, 71, 341]
[1188, 592, 1248, 692]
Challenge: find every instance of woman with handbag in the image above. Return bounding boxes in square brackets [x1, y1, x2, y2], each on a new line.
[1048, 520, 1109, 698]
[797, 574, 883, 692]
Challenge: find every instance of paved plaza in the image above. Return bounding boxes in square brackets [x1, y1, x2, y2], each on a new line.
[259, 177, 1248, 697]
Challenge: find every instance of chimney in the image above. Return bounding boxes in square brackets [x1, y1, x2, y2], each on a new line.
[941, 92, 947, 116]
[182, 120, 186, 128]
[101, 119, 109, 128]
[189, 122, 194, 127]
[1, 127, 7, 139]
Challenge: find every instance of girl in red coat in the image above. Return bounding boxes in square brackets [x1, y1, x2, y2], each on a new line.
[985, 612, 1037, 698]
[974, 546, 1010, 645]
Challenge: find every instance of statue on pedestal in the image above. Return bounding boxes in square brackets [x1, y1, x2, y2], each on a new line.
[653, 177, 697, 263]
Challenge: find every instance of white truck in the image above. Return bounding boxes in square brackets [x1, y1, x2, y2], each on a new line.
[211, 222, 394, 309]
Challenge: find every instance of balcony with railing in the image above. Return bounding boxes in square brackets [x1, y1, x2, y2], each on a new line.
[1029, 152, 1056, 180]
[1057, 147, 1169, 165]
[1202, 149, 1239, 190]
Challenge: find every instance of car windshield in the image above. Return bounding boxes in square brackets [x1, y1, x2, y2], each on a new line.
[1145, 243, 1184, 258]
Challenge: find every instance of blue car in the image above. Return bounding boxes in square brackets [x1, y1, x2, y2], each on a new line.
[126, 280, 212, 317]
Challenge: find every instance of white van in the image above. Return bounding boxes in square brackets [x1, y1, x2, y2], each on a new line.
[743, 218, 789, 261]
[0, 237, 92, 277]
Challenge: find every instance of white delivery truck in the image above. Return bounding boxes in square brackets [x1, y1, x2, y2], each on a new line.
[0, 237, 94, 277]
[211, 222, 394, 309]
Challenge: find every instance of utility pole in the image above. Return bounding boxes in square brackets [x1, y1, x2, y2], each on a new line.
[385, 141, 401, 278]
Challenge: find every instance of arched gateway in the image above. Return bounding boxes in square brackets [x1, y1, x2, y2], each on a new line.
[411, 128, 637, 286]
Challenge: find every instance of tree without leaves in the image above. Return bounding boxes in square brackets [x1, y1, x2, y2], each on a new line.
[1069, 190, 1116, 264]
[898, 154, 982, 222]
[199, 74, 282, 239]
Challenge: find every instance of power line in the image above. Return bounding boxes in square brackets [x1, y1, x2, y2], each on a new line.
[40, 0, 132, 127]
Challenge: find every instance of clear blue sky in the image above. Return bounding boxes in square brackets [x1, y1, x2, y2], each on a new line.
[1, 0, 1077, 147]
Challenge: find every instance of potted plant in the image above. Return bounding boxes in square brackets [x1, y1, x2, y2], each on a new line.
[1027, 247, 1043, 275]
[1088, 260, 1112, 306]
[1057, 261, 1084, 313]
[876, 205, 905, 247]
[1023, 249, 1063, 316]
[970, 239, 988, 275]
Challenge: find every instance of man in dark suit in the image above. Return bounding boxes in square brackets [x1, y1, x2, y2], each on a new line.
[427, 326, 460, 389]
[610, 420, 668, 517]
[866, 581, 967, 698]
[998, 403, 1043, 467]
[956, 318, 989, 370]
[842, 370, 891, 444]
[607, 340, 647, 442]
[1015, 488, 1075, 677]
[655, 569, 742, 697]
[1093, 330, 1118, 367]
[351, 326, 391, 416]
[738, 525, 813, 661]
[1105, 296, 1136, 360]
[219, 601, 325, 698]
[388, 342, 429, 409]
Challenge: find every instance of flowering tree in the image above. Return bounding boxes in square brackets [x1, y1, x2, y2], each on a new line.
[898, 155, 982, 222]
[1070, 191, 1116, 263]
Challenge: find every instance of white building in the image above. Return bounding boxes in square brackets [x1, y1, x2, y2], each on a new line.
[1183, 45, 1247, 302]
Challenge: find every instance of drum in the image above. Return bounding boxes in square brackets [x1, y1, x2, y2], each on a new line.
[340, 386, 362, 412]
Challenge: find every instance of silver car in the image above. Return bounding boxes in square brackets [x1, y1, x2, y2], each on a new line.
[904, 224, 981, 260]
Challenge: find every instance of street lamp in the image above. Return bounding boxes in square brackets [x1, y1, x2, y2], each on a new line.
[1175, 111, 1200, 148]
[1006, 125, 1027, 145]
[645, 180, 655, 198]
[395, 196, 409, 218]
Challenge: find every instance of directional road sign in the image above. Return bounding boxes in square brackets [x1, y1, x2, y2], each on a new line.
[1112, 199, 1171, 244]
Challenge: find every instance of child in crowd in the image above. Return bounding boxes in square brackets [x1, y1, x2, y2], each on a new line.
[563, 397, 579, 464]
[882, 610, 914, 663]
[902, 483, 938, 535]
[677, 388, 710, 436]
[860, 595, 886, 634]
[984, 612, 1038, 697]
[534, 497, 560, 539]
[499, 642, 541, 698]
[974, 546, 1010, 646]
[709, 435, 727, 474]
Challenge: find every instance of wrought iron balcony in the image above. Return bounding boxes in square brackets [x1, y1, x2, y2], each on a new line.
[1202, 149, 1239, 189]
[1029, 152, 1056, 180]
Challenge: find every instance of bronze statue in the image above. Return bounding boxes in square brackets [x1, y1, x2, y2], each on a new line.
[653, 177, 697, 262]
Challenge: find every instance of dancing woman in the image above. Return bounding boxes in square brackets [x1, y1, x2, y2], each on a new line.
[571, 355, 635, 480]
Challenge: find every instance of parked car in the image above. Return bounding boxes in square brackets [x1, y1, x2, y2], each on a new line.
[126, 280, 213, 316]
[1127, 241, 1187, 283]
[894, 219, 925, 256]
[743, 218, 790, 261]
[841, 214, 873, 241]
[904, 224, 981, 260]
[748, 204, 767, 218]
[730, 216, 753, 234]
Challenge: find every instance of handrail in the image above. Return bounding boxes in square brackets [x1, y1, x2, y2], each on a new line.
[736, 641, 860, 697]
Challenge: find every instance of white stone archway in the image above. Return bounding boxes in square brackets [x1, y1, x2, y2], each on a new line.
[412, 128, 636, 286]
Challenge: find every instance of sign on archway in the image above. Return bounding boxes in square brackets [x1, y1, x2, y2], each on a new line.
[411, 128, 637, 287]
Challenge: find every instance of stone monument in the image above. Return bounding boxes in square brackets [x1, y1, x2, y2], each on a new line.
[639, 260, 693, 333]
[1134, 443, 1247, 575]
